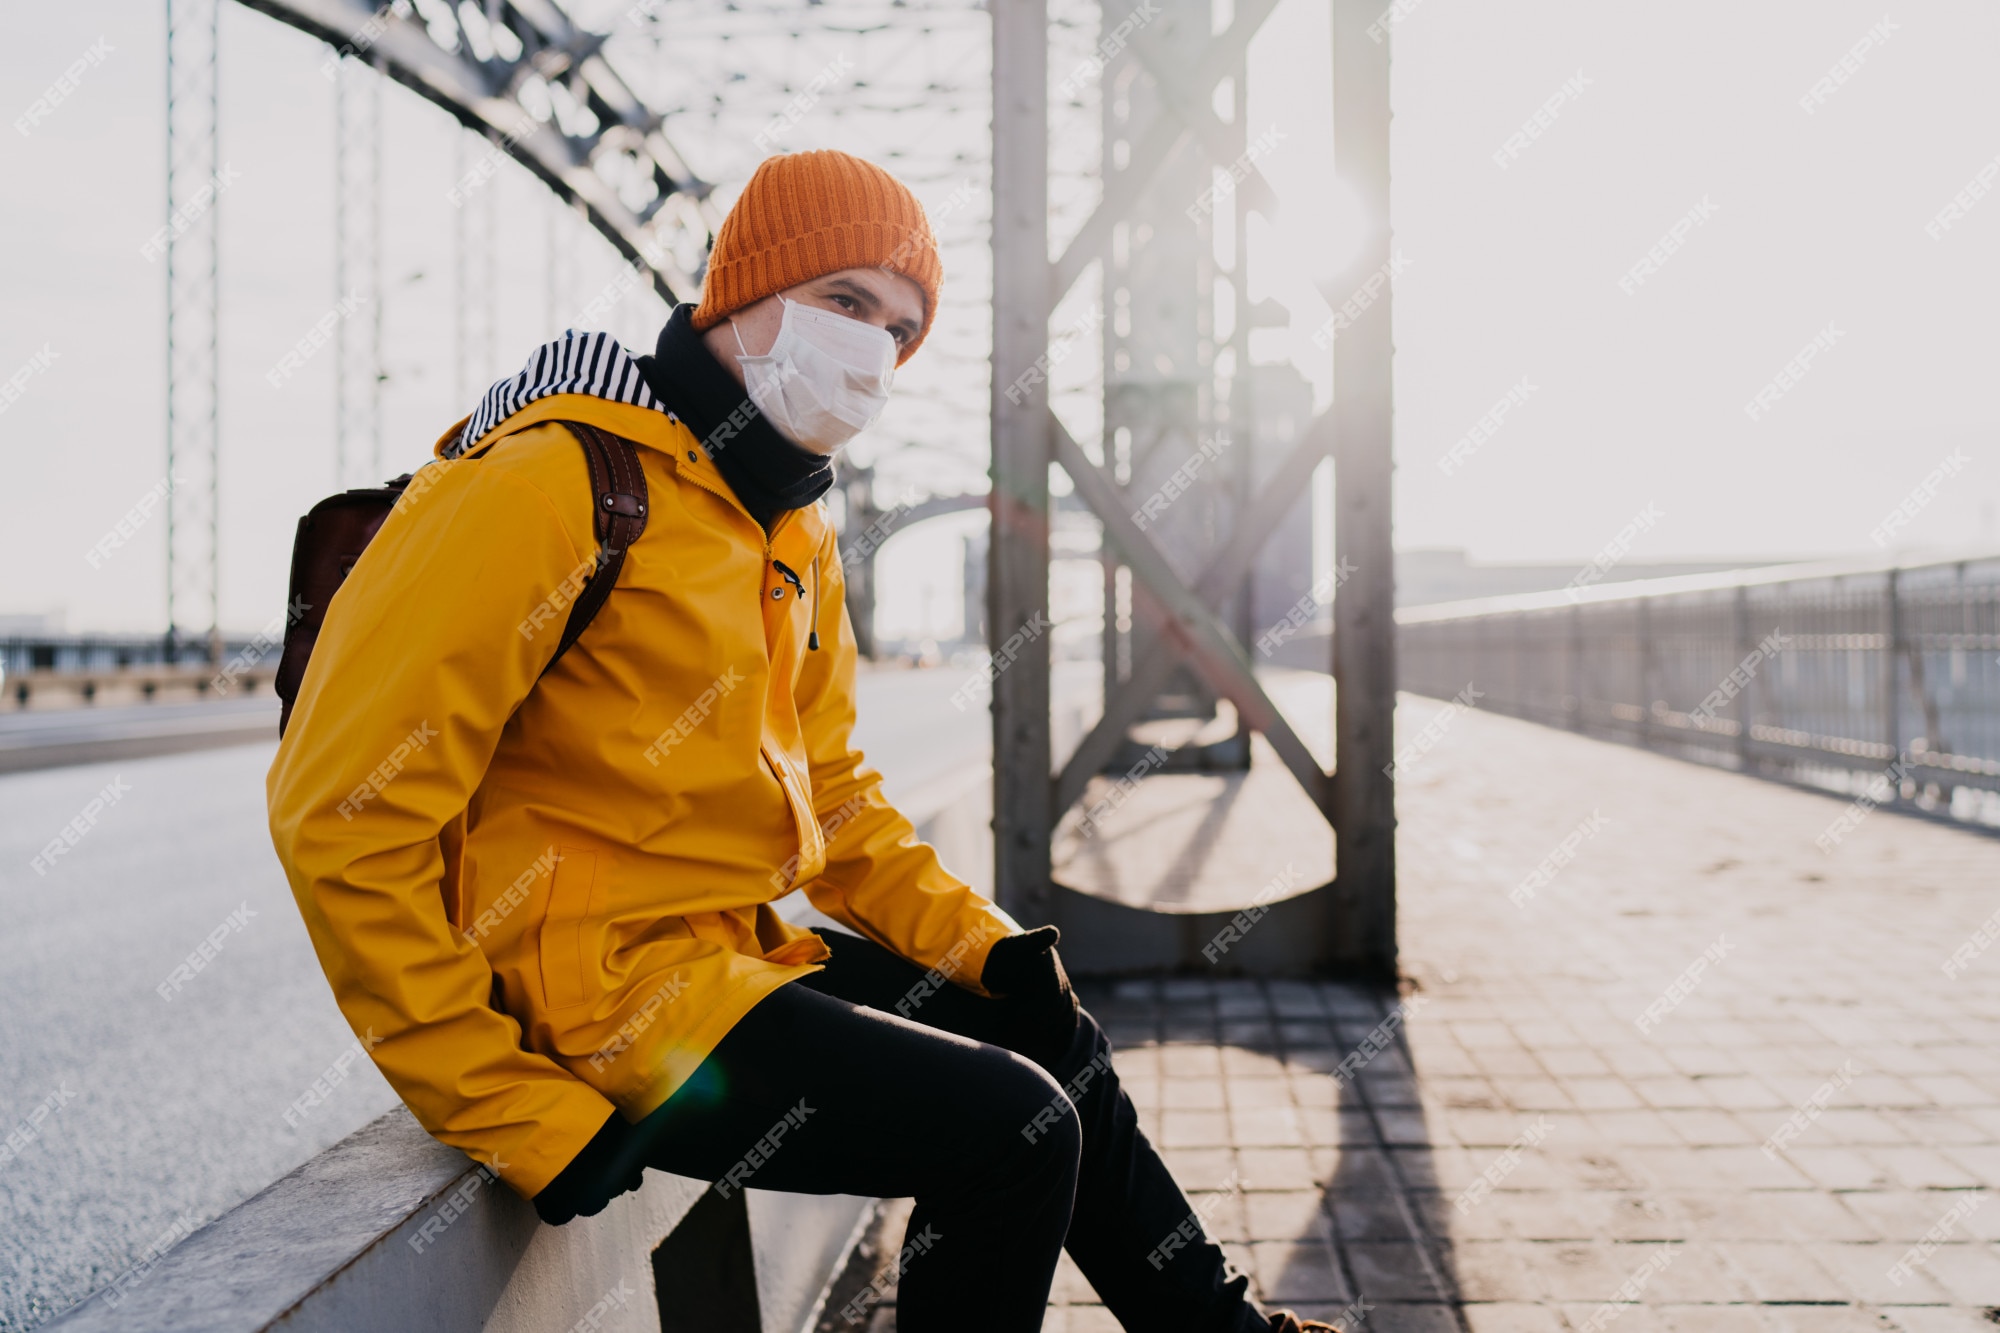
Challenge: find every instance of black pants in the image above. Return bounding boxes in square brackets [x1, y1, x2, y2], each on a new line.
[634, 930, 1266, 1333]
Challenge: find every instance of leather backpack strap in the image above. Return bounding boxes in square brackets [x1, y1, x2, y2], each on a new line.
[543, 420, 649, 677]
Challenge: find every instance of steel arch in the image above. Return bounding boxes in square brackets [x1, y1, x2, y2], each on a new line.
[237, 0, 718, 302]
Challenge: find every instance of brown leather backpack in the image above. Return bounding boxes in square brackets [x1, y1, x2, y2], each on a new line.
[273, 421, 649, 736]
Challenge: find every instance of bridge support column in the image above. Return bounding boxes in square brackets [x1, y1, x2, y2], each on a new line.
[165, 0, 221, 664]
[1328, 0, 1399, 979]
[989, 0, 1054, 926]
[988, 0, 1401, 970]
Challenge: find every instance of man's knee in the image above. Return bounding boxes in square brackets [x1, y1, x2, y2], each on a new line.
[974, 1050, 1081, 1169]
[1014, 1086, 1082, 1189]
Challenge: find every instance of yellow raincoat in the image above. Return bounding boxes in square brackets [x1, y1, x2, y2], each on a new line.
[267, 389, 1016, 1198]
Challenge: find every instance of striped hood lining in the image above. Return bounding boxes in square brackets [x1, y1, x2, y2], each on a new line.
[445, 330, 667, 458]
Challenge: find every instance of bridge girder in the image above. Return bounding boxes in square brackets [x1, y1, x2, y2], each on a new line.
[237, 0, 719, 302]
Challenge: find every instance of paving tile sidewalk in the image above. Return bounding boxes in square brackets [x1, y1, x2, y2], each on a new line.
[855, 696, 2000, 1331]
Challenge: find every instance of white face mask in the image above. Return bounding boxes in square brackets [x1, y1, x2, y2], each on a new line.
[732, 298, 898, 453]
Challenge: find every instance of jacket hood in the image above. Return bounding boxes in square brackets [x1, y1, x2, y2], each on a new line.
[443, 330, 664, 459]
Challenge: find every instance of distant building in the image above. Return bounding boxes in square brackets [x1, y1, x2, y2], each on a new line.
[1257, 546, 1789, 671]
[1395, 549, 1781, 608]
[0, 611, 66, 635]
[960, 526, 988, 648]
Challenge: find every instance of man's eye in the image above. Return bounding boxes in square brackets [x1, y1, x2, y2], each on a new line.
[831, 294, 856, 311]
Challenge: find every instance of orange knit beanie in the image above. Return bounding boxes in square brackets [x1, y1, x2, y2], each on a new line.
[692, 150, 943, 365]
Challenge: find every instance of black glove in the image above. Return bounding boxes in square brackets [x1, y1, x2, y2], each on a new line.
[532, 1110, 646, 1226]
[981, 925, 1080, 1068]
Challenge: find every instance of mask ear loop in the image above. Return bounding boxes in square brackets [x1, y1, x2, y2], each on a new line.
[732, 299, 802, 360]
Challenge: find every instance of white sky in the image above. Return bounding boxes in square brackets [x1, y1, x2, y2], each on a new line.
[1, 0, 1996, 633]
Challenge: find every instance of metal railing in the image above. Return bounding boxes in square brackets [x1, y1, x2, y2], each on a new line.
[1397, 551, 2000, 822]
[1, 633, 267, 676]
[2, 633, 273, 707]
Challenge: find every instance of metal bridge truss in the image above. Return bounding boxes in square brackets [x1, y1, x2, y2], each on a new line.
[991, 0, 1399, 974]
[241, 0, 720, 299]
[332, 52, 384, 487]
[165, 0, 721, 647]
[159, 0, 1397, 974]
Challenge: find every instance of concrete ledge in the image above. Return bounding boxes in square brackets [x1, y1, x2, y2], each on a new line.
[45, 1107, 868, 1333]
[745, 1193, 874, 1333]
[46, 757, 1337, 1329]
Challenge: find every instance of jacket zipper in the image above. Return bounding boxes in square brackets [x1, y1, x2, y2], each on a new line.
[668, 449, 818, 670]
[657, 435, 829, 877]
[668, 446, 798, 562]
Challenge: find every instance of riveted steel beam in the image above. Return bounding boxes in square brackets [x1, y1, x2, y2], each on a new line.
[236, 0, 719, 301]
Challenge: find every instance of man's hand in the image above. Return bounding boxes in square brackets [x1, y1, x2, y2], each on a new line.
[981, 925, 1080, 1069]
[533, 1110, 646, 1226]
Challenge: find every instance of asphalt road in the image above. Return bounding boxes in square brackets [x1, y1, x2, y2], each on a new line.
[0, 665, 997, 1331]
[0, 697, 282, 774]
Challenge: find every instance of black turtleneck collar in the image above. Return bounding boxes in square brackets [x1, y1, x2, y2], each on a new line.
[634, 304, 835, 535]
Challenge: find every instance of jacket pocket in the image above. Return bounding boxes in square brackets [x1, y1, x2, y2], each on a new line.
[762, 743, 825, 889]
[537, 845, 600, 1010]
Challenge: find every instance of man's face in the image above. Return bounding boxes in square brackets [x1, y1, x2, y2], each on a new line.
[703, 267, 927, 442]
